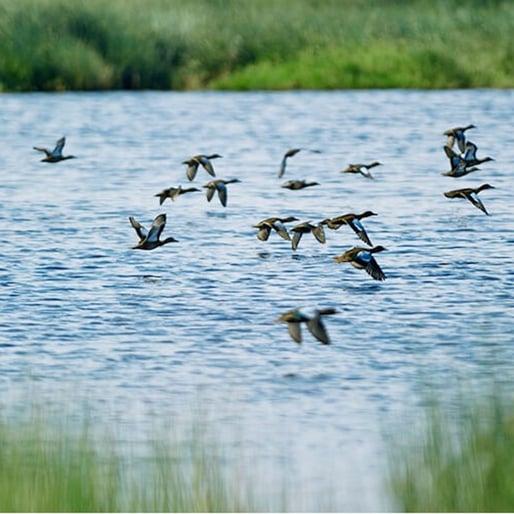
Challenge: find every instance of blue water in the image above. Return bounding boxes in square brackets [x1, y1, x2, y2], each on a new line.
[1, 89, 514, 510]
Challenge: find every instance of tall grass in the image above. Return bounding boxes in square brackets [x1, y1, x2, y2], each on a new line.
[387, 389, 514, 512]
[0, 409, 261, 512]
[0, 0, 513, 91]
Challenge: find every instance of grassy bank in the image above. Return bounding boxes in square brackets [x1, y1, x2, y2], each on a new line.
[0, 0, 513, 91]
[388, 390, 514, 512]
[0, 415, 261, 512]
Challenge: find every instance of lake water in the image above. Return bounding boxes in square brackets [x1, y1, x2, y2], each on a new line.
[1, 89, 513, 511]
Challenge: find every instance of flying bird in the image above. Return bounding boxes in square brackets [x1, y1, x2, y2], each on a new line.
[253, 216, 299, 242]
[182, 154, 222, 181]
[333, 245, 387, 281]
[443, 184, 495, 215]
[129, 213, 178, 250]
[290, 221, 326, 251]
[276, 307, 337, 344]
[203, 178, 240, 207]
[321, 211, 377, 246]
[154, 186, 200, 205]
[33, 136, 75, 163]
[443, 124, 475, 152]
[339, 161, 381, 179]
[278, 148, 321, 178]
[281, 179, 319, 190]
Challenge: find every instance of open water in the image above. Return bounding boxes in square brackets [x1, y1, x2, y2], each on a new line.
[1, 90, 513, 510]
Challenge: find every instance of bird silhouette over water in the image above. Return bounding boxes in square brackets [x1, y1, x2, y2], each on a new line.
[129, 213, 178, 250]
[182, 154, 222, 181]
[340, 162, 381, 179]
[278, 148, 321, 178]
[290, 221, 326, 251]
[443, 124, 475, 152]
[203, 178, 240, 207]
[333, 245, 387, 281]
[154, 186, 200, 205]
[322, 211, 377, 246]
[253, 216, 299, 241]
[33, 136, 75, 163]
[281, 179, 319, 190]
[276, 307, 337, 344]
[443, 184, 495, 215]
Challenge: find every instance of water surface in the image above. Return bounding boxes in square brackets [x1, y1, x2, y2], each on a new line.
[1, 90, 513, 510]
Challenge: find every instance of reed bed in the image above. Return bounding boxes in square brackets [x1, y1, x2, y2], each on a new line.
[387, 389, 514, 512]
[0, 409, 261, 512]
[0, 0, 513, 91]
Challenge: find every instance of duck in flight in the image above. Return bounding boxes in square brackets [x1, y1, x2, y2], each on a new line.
[203, 178, 240, 207]
[290, 221, 326, 251]
[340, 161, 381, 179]
[154, 186, 200, 205]
[321, 211, 377, 246]
[333, 245, 387, 281]
[281, 179, 319, 190]
[276, 307, 337, 345]
[129, 213, 178, 250]
[443, 184, 495, 215]
[253, 216, 299, 241]
[443, 124, 475, 153]
[278, 148, 321, 178]
[33, 136, 75, 163]
[182, 154, 222, 181]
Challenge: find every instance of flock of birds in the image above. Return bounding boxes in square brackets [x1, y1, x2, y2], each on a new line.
[32, 124, 495, 345]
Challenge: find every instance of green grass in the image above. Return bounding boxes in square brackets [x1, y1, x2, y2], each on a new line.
[387, 389, 514, 512]
[0, 0, 513, 91]
[0, 409, 262, 512]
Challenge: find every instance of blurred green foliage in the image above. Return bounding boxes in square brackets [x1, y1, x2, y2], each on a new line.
[0, 0, 513, 91]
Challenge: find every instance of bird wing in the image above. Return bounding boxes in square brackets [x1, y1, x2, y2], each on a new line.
[186, 162, 199, 181]
[198, 156, 216, 177]
[291, 231, 303, 251]
[205, 185, 216, 202]
[365, 256, 386, 281]
[467, 192, 489, 215]
[278, 156, 287, 178]
[146, 214, 167, 243]
[216, 182, 228, 207]
[287, 322, 302, 344]
[306, 314, 330, 344]
[51, 137, 66, 157]
[311, 224, 326, 244]
[256, 225, 271, 241]
[272, 220, 291, 241]
[349, 218, 372, 246]
[129, 217, 147, 241]
[33, 146, 51, 156]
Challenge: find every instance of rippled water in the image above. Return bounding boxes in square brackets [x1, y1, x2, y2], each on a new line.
[1, 90, 514, 510]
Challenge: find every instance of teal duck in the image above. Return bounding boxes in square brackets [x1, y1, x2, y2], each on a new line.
[33, 136, 75, 163]
[321, 211, 377, 246]
[333, 245, 387, 281]
[278, 148, 302, 178]
[462, 141, 494, 167]
[154, 186, 200, 205]
[182, 154, 222, 181]
[253, 216, 299, 241]
[277, 148, 321, 178]
[443, 183, 495, 215]
[340, 162, 381, 179]
[276, 307, 337, 344]
[443, 124, 475, 153]
[442, 145, 481, 177]
[203, 178, 240, 207]
[281, 179, 319, 190]
[290, 221, 326, 251]
[129, 213, 178, 250]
